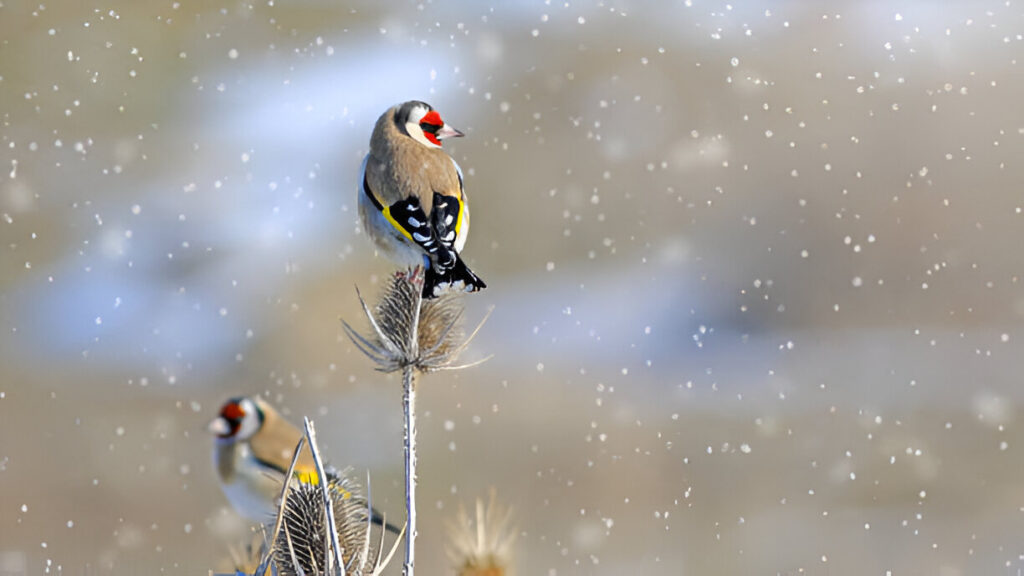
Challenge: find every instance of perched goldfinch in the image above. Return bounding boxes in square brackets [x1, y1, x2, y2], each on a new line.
[208, 396, 397, 532]
[359, 100, 486, 298]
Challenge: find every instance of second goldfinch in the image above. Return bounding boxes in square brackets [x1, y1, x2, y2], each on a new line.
[208, 395, 397, 532]
[359, 100, 486, 298]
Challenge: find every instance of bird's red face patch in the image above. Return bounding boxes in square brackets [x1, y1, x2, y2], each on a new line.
[419, 110, 444, 146]
[221, 402, 245, 421]
[218, 401, 246, 437]
[420, 110, 442, 127]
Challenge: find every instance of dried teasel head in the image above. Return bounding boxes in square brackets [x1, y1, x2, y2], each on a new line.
[272, 474, 374, 576]
[343, 268, 490, 373]
[235, 419, 403, 576]
[445, 490, 516, 576]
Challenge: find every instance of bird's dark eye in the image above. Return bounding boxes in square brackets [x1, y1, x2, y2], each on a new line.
[418, 110, 443, 133]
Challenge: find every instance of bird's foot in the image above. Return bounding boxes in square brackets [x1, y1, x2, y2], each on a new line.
[404, 265, 426, 288]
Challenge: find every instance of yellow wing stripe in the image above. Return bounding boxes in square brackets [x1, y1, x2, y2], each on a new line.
[382, 205, 414, 242]
[453, 197, 464, 238]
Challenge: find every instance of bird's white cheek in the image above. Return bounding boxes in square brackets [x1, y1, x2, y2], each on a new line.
[405, 122, 442, 149]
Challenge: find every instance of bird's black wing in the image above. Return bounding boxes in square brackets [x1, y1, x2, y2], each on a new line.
[361, 161, 458, 271]
[429, 192, 463, 272]
[378, 193, 445, 259]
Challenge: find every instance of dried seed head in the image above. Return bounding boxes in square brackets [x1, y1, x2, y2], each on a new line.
[418, 291, 466, 364]
[344, 268, 490, 374]
[272, 473, 376, 576]
[445, 490, 516, 576]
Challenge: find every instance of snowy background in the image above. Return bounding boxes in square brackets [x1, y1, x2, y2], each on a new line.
[2, 1, 1024, 574]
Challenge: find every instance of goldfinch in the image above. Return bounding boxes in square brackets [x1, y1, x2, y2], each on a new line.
[208, 396, 397, 532]
[359, 100, 486, 298]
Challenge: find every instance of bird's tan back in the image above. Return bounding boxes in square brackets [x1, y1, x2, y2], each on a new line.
[247, 399, 317, 474]
[367, 106, 463, 215]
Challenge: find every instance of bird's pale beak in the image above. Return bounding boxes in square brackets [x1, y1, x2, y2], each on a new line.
[436, 124, 464, 140]
[207, 416, 231, 436]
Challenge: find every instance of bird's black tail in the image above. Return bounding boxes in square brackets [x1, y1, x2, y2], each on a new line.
[423, 255, 486, 298]
[370, 507, 403, 535]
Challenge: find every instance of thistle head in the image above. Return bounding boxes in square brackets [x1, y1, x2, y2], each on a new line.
[344, 268, 490, 373]
[271, 473, 375, 576]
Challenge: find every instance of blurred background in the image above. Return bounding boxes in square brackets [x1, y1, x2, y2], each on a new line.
[2, 0, 1024, 574]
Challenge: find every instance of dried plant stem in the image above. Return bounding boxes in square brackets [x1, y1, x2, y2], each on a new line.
[304, 418, 345, 576]
[402, 365, 418, 576]
[400, 273, 424, 576]
[256, 435, 307, 576]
